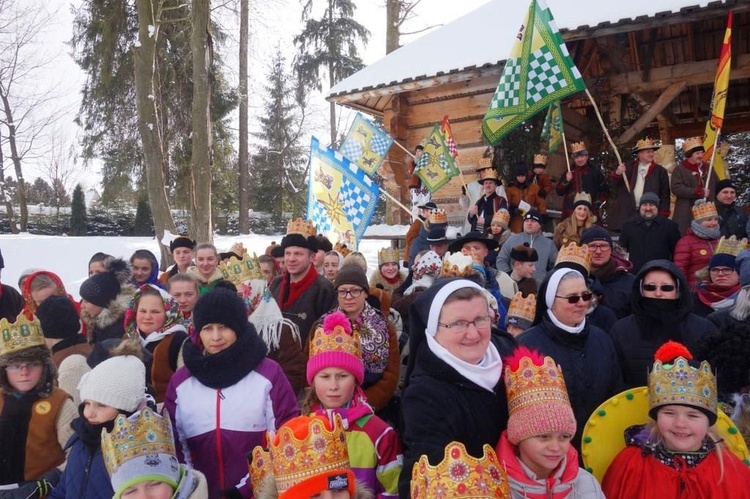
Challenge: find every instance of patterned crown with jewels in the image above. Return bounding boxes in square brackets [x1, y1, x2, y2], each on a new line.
[692, 200, 718, 221]
[714, 235, 749, 257]
[428, 209, 448, 225]
[633, 137, 661, 152]
[249, 446, 272, 494]
[569, 142, 587, 154]
[410, 442, 509, 498]
[533, 153, 548, 166]
[505, 353, 571, 417]
[286, 217, 317, 238]
[268, 414, 351, 495]
[224, 241, 247, 258]
[507, 292, 536, 325]
[555, 242, 592, 273]
[101, 408, 176, 478]
[378, 247, 401, 266]
[309, 315, 362, 362]
[491, 209, 510, 227]
[440, 252, 476, 278]
[219, 252, 263, 285]
[648, 344, 717, 418]
[573, 191, 592, 207]
[682, 136, 705, 154]
[0, 313, 45, 358]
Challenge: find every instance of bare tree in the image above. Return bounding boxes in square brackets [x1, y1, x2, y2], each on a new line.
[385, 0, 438, 54]
[0, 128, 17, 232]
[40, 137, 81, 216]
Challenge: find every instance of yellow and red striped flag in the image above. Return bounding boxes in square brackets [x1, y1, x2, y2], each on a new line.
[703, 11, 732, 180]
[440, 115, 458, 158]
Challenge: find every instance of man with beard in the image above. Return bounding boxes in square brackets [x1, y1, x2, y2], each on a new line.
[714, 179, 749, 239]
[619, 192, 681, 274]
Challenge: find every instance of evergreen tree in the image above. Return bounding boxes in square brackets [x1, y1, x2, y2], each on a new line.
[251, 51, 308, 223]
[133, 197, 154, 236]
[26, 178, 53, 205]
[294, 0, 369, 144]
[69, 184, 87, 236]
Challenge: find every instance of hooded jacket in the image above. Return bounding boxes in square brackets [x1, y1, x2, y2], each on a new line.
[608, 260, 717, 389]
[590, 251, 635, 319]
[80, 285, 134, 344]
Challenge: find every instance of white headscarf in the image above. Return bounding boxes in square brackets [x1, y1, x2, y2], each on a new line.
[544, 268, 586, 334]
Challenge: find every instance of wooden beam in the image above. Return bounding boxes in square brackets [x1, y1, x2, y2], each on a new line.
[618, 81, 688, 144]
[609, 53, 750, 94]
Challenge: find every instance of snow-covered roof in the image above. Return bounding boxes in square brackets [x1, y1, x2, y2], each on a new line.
[328, 0, 725, 101]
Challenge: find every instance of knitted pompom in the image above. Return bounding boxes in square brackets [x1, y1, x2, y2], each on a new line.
[654, 341, 693, 363]
[504, 345, 546, 371]
[323, 310, 351, 335]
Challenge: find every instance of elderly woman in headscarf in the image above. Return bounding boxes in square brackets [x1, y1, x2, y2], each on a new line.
[518, 267, 623, 450]
[398, 278, 516, 497]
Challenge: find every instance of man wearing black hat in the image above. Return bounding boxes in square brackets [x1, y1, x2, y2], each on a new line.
[555, 141, 609, 219]
[505, 164, 546, 233]
[468, 167, 507, 234]
[426, 226, 449, 258]
[714, 179, 748, 239]
[620, 192, 681, 273]
[404, 201, 436, 266]
[0, 248, 23, 321]
[496, 211, 558, 283]
[580, 226, 635, 319]
[158, 235, 196, 286]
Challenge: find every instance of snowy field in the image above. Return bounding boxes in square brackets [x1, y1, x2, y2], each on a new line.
[0, 228, 410, 299]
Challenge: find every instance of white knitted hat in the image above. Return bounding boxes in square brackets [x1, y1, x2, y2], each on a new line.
[78, 355, 146, 412]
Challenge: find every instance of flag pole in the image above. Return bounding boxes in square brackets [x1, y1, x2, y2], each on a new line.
[704, 129, 722, 198]
[455, 158, 474, 204]
[381, 188, 414, 217]
[584, 88, 631, 193]
[560, 129, 572, 173]
[393, 140, 417, 159]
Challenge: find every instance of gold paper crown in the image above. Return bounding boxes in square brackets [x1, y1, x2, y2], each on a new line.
[378, 247, 400, 266]
[440, 252, 476, 278]
[505, 354, 571, 417]
[249, 446, 272, 494]
[533, 153, 548, 166]
[507, 292, 536, 325]
[477, 168, 500, 183]
[101, 408, 176, 478]
[334, 242, 351, 257]
[224, 242, 247, 257]
[286, 217, 317, 238]
[569, 142, 587, 154]
[309, 317, 362, 362]
[478, 157, 493, 169]
[219, 252, 263, 285]
[634, 137, 661, 152]
[648, 356, 717, 418]
[682, 136, 705, 154]
[692, 200, 718, 221]
[428, 209, 448, 225]
[0, 313, 45, 357]
[714, 235, 749, 257]
[555, 242, 592, 273]
[573, 191, 592, 207]
[268, 414, 350, 495]
[491, 209, 510, 227]
[410, 442, 509, 498]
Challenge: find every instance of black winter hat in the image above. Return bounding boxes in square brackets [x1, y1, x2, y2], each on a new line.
[580, 226, 613, 247]
[317, 235, 333, 253]
[36, 296, 80, 340]
[79, 258, 131, 308]
[281, 233, 319, 253]
[715, 179, 736, 195]
[510, 244, 538, 263]
[170, 236, 196, 253]
[513, 164, 529, 177]
[193, 288, 250, 339]
[334, 264, 370, 292]
[271, 245, 285, 258]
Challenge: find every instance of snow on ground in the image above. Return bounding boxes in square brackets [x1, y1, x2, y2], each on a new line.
[0, 233, 399, 299]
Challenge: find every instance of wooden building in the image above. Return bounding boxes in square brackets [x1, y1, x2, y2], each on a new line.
[328, 0, 750, 225]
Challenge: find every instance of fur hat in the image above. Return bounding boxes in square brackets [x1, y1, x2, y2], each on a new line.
[510, 244, 538, 263]
[192, 288, 250, 342]
[169, 236, 196, 253]
[78, 355, 146, 412]
[0, 344, 56, 396]
[79, 258, 131, 308]
[307, 311, 364, 385]
[36, 295, 81, 340]
[334, 265, 369, 292]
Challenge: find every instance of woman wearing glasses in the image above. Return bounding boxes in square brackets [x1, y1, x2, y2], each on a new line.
[398, 278, 517, 497]
[518, 267, 623, 451]
[608, 260, 716, 389]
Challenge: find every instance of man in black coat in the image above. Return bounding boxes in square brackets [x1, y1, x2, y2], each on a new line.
[581, 226, 635, 319]
[714, 179, 749, 239]
[619, 192, 681, 274]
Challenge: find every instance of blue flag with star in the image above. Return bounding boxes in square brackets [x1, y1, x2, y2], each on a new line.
[339, 112, 394, 176]
[307, 136, 380, 250]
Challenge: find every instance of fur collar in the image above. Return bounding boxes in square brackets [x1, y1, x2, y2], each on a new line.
[80, 286, 135, 329]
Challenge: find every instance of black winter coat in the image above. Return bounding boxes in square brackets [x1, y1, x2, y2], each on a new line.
[398, 331, 515, 498]
[0, 284, 23, 322]
[619, 215, 681, 274]
[518, 316, 623, 451]
[717, 202, 749, 239]
[594, 270, 635, 320]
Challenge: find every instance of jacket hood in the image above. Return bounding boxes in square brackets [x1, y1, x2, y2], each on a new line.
[80, 285, 135, 330]
[631, 259, 693, 315]
[186, 266, 224, 285]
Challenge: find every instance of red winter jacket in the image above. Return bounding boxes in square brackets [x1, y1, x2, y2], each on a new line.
[673, 229, 718, 289]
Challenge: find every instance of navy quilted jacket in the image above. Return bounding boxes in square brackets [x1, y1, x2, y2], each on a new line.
[50, 424, 114, 499]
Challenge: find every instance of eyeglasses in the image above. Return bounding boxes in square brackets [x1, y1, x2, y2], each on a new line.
[587, 244, 611, 252]
[710, 267, 735, 275]
[6, 362, 43, 372]
[438, 315, 492, 333]
[337, 288, 364, 298]
[555, 292, 593, 304]
[642, 284, 676, 292]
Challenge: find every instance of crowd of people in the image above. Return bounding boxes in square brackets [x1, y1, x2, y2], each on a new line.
[0, 136, 750, 498]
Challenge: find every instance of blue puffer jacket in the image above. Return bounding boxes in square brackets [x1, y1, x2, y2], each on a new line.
[50, 420, 114, 499]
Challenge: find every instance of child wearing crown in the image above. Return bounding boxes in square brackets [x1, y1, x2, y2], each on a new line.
[300, 311, 402, 498]
[0, 314, 76, 496]
[369, 248, 406, 295]
[601, 341, 750, 498]
[496, 346, 604, 497]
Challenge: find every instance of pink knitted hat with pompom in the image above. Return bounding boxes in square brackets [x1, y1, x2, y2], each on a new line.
[307, 311, 364, 385]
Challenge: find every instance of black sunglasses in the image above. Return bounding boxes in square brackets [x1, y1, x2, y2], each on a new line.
[555, 292, 593, 304]
[642, 283, 676, 292]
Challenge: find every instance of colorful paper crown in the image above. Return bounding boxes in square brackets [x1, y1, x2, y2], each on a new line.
[573, 191, 592, 207]
[633, 137, 661, 152]
[477, 167, 500, 184]
[224, 241, 247, 258]
[219, 253, 263, 285]
[308, 311, 363, 385]
[533, 153, 548, 166]
[506, 292, 536, 326]
[682, 136, 705, 154]
[491, 209, 510, 228]
[410, 442, 509, 498]
[692, 200, 718, 221]
[378, 247, 400, 266]
[440, 252, 476, 278]
[714, 235, 749, 257]
[267, 414, 353, 498]
[569, 142, 587, 154]
[101, 408, 178, 489]
[555, 243, 592, 273]
[478, 157, 493, 169]
[286, 217, 317, 238]
[0, 313, 45, 358]
[428, 209, 448, 225]
[648, 341, 717, 421]
[504, 347, 576, 444]
[250, 446, 273, 495]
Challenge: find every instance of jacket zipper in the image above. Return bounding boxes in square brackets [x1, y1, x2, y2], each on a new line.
[81, 451, 93, 498]
[216, 389, 225, 490]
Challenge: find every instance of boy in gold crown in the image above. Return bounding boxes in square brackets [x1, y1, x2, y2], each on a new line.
[0, 314, 76, 496]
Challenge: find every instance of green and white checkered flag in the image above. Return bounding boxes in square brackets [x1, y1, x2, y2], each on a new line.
[482, 0, 584, 146]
